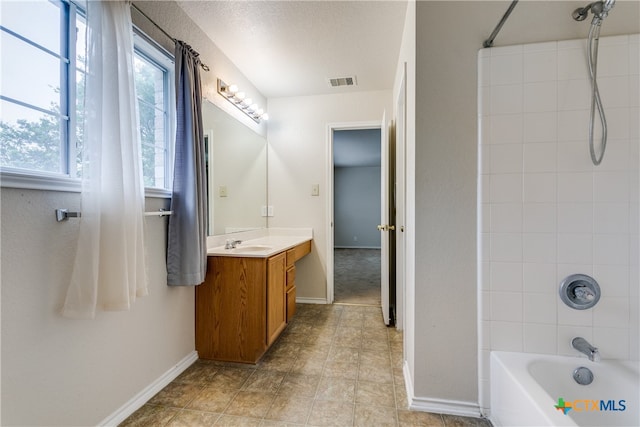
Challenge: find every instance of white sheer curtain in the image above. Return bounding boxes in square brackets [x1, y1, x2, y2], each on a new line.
[63, 0, 147, 319]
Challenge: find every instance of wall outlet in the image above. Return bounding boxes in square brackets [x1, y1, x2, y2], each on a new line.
[353, 236, 358, 242]
[219, 185, 228, 197]
[312, 184, 320, 196]
[261, 206, 268, 217]
[267, 206, 274, 217]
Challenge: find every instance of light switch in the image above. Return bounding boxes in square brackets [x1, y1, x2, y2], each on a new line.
[219, 185, 228, 197]
[311, 184, 320, 196]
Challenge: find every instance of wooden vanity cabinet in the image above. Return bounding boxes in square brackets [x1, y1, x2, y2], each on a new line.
[196, 240, 311, 364]
[267, 252, 287, 346]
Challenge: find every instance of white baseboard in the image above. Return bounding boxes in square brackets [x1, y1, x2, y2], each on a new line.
[296, 297, 328, 304]
[99, 350, 198, 426]
[403, 360, 482, 418]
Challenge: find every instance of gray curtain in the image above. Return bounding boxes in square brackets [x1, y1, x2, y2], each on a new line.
[167, 41, 207, 286]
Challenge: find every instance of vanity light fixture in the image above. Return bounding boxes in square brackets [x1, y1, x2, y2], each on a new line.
[217, 79, 269, 123]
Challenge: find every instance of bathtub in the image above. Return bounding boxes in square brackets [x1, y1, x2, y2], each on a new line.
[490, 351, 639, 427]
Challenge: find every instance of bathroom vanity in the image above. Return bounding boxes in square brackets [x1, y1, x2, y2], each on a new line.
[196, 235, 311, 363]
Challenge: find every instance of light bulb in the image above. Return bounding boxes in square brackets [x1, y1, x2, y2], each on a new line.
[228, 84, 238, 94]
[261, 113, 269, 121]
[236, 92, 245, 101]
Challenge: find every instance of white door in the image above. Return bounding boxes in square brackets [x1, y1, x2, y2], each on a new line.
[378, 112, 391, 325]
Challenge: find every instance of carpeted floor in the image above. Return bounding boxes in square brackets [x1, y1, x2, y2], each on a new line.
[334, 248, 381, 306]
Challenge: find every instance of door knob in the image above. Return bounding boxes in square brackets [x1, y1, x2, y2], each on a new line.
[388, 225, 396, 231]
[377, 225, 387, 231]
[377, 225, 396, 231]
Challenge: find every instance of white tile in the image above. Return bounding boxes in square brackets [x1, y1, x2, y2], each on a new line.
[557, 46, 588, 80]
[557, 141, 594, 172]
[491, 261, 523, 292]
[479, 86, 492, 116]
[491, 321, 523, 351]
[491, 84, 523, 115]
[631, 76, 640, 107]
[557, 263, 593, 285]
[631, 109, 640, 139]
[478, 54, 491, 87]
[594, 327, 629, 360]
[490, 144, 523, 174]
[491, 53, 523, 86]
[557, 78, 590, 111]
[524, 50, 557, 83]
[490, 233, 522, 262]
[524, 112, 557, 143]
[557, 203, 593, 233]
[523, 142, 557, 173]
[490, 114, 523, 145]
[523, 173, 556, 203]
[479, 146, 491, 176]
[491, 45, 523, 57]
[593, 234, 629, 266]
[481, 232, 491, 262]
[558, 233, 592, 264]
[607, 107, 630, 139]
[593, 264, 629, 297]
[557, 110, 590, 142]
[491, 292, 523, 322]
[593, 202, 629, 234]
[523, 263, 557, 294]
[524, 293, 557, 324]
[558, 303, 593, 327]
[523, 203, 556, 233]
[524, 41, 557, 53]
[558, 325, 593, 357]
[630, 42, 640, 75]
[594, 297, 630, 328]
[481, 291, 491, 320]
[599, 76, 631, 109]
[598, 43, 630, 77]
[557, 172, 593, 203]
[490, 174, 523, 203]
[523, 233, 557, 263]
[481, 203, 490, 233]
[524, 323, 557, 354]
[596, 139, 629, 172]
[524, 81, 557, 113]
[594, 171, 629, 203]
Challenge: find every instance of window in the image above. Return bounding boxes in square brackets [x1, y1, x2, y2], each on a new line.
[134, 33, 175, 190]
[0, 0, 174, 193]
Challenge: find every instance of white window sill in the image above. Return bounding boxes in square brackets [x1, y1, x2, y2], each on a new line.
[0, 170, 171, 198]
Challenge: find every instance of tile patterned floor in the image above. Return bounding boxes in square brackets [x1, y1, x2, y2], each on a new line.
[121, 304, 492, 427]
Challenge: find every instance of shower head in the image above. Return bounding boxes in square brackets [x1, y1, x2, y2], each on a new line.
[572, 0, 615, 22]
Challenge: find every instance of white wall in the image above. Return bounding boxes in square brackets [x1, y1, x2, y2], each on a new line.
[0, 3, 269, 424]
[0, 190, 194, 425]
[479, 34, 640, 411]
[267, 91, 392, 300]
[334, 166, 381, 248]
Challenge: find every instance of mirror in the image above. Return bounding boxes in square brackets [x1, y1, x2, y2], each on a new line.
[202, 100, 267, 235]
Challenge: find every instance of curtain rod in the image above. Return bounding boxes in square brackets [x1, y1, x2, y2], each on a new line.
[130, 3, 210, 71]
[483, 0, 519, 48]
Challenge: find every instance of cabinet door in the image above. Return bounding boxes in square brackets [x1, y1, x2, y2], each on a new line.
[267, 252, 287, 346]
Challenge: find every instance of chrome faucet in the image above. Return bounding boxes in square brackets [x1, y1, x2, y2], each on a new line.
[572, 337, 600, 362]
[225, 239, 242, 249]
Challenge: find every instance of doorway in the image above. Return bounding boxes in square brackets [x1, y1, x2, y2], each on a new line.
[331, 128, 382, 306]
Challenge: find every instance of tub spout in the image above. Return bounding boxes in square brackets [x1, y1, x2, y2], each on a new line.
[572, 337, 600, 362]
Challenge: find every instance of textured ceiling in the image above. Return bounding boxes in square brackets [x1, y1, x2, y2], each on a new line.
[176, 1, 408, 99]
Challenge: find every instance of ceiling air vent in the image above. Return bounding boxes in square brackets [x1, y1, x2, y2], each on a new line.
[328, 76, 357, 88]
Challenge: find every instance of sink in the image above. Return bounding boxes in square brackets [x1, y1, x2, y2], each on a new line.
[232, 245, 273, 253]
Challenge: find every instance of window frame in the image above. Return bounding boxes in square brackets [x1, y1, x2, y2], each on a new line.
[0, 2, 175, 198]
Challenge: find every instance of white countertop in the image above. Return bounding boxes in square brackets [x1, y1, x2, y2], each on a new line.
[206, 228, 312, 258]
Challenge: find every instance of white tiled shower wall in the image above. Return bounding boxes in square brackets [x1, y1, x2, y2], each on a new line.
[478, 34, 640, 410]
